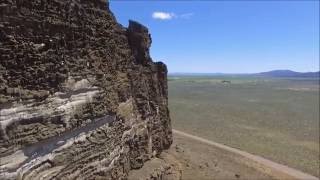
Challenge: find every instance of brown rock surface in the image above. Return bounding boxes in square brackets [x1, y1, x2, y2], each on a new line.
[0, 0, 172, 179]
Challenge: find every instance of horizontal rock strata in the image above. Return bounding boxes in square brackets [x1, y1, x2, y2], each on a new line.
[0, 0, 172, 179]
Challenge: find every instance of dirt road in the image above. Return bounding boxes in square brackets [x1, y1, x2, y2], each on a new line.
[173, 129, 319, 180]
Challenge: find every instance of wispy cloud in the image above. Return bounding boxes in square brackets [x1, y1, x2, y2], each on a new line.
[152, 11, 194, 20]
[180, 13, 194, 19]
[152, 12, 176, 20]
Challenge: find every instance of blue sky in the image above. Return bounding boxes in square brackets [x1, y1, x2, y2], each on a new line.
[110, 1, 319, 73]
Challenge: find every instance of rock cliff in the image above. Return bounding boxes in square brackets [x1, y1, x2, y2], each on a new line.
[0, 0, 172, 179]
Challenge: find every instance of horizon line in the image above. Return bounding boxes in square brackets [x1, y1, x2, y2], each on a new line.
[168, 70, 320, 74]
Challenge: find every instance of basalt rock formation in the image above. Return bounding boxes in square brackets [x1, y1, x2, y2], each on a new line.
[0, 0, 173, 179]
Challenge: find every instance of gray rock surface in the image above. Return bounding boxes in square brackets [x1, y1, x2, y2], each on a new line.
[0, 0, 172, 179]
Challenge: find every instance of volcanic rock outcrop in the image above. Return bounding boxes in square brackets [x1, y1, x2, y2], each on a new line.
[0, 0, 172, 179]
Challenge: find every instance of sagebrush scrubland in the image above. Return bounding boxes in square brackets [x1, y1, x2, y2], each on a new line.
[169, 76, 319, 176]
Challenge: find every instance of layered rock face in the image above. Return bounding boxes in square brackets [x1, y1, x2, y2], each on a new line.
[0, 0, 172, 179]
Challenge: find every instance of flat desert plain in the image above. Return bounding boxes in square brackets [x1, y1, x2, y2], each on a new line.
[168, 76, 319, 177]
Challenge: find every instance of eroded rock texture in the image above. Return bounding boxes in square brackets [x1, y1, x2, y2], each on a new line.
[0, 0, 172, 179]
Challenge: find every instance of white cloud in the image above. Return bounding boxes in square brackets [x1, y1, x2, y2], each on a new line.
[152, 12, 176, 20]
[152, 12, 194, 21]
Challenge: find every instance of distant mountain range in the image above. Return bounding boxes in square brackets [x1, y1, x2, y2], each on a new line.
[254, 70, 320, 78]
[169, 70, 320, 78]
